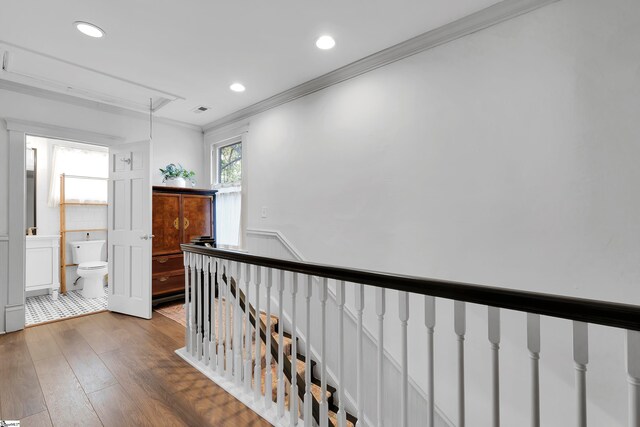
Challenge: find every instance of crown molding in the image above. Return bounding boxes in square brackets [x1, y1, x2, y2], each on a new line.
[0, 79, 203, 133]
[204, 120, 250, 142]
[203, 0, 558, 135]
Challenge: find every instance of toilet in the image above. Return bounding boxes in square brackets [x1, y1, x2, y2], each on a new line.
[70, 240, 107, 298]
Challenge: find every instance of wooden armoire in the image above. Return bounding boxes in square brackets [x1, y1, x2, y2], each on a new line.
[152, 186, 216, 299]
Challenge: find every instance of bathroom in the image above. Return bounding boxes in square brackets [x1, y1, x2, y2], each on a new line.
[25, 135, 109, 325]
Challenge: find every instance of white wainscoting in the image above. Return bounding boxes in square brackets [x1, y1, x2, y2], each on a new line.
[246, 228, 453, 427]
[0, 237, 8, 333]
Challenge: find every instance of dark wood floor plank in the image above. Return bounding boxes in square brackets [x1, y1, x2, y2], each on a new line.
[0, 332, 47, 420]
[20, 410, 53, 427]
[99, 349, 196, 426]
[173, 381, 270, 427]
[4, 311, 270, 427]
[132, 311, 185, 346]
[33, 355, 102, 427]
[70, 315, 120, 355]
[24, 326, 62, 362]
[46, 324, 117, 394]
[88, 384, 153, 427]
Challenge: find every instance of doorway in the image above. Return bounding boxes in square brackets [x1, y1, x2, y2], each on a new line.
[4, 119, 153, 333]
[24, 135, 109, 326]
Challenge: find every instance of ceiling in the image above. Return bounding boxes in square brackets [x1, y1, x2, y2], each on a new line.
[0, 0, 500, 127]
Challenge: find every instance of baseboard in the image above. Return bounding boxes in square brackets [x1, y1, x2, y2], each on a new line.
[5, 303, 25, 332]
[175, 347, 303, 427]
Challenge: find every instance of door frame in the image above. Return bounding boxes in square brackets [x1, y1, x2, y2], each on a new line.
[3, 118, 123, 332]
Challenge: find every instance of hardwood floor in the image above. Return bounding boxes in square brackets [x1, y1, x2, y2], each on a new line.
[0, 311, 271, 427]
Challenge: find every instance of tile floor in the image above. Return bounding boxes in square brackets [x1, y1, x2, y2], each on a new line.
[25, 286, 108, 326]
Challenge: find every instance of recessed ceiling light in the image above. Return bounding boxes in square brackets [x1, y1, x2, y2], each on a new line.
[316, 35, 335, 50]
[74, 21, 105, 38]
[230, 83, 246, 92]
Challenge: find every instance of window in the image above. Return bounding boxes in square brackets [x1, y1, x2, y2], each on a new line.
[218, 141, 242, 184]
[213, 140, 243, 248]
[48, 144, 108, 207]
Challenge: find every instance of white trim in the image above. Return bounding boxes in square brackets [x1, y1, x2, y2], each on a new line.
[4, 118, 124, 146]
[246, 228, 456, 427]
[1, 40, 185, 102]
[0, 80, 203, 133]
[5, 129, 26, 333]
[205, 121, 250, 141]
[246, 229, 304, 262]
[5, 304, 25, 332]
[176, 348, 303, 427]
[203, 0, 558, 134]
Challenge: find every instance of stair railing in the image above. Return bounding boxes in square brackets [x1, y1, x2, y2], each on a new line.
[181, 244, 640, 427]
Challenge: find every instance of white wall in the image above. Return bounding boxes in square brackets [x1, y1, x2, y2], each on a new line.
[233, 0, 640, 425]
[0, 88, 205, 330]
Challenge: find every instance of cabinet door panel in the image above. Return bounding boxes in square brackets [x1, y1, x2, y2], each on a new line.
[152, 193, 182, 255]
[182, 195, 213, 244]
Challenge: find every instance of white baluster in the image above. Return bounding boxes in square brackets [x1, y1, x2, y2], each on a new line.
[234, 261, 243, 386]
[455, 301, 466, 427]
[209, 257, 217, 370]
[290, 273, 299, 427]
[303, 275, 313, 427]
[255, 266, 263, 402]
[399, 291, 409, 427]
[336, 280, 346, 427]
[573, 321, 588, 427]
[320, 278, 329, 427]
[244, 263, 253, 393]
[196, 254, 203, 360]
[217, 259, 224, 374]
[277, 270, 286, 419]
[425, 296, 435, 427]
[184, 253, 191, 352]
[355, 284, 364, 427]
[627, 330, 640, 427]
[203, 256, 210, 366]
[376, 289, 386, 427]
[265, 268, 274, 410]
[488, 307, 500, 427]
[189, 254, 197, 357]
[527, 313, 541, 427]
[225, 260, 233, 379]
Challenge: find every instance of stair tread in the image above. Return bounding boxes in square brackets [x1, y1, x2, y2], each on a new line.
[255, 362, 332, 416]
[328, 410, 355, 427]
[211, 295, 357, 426]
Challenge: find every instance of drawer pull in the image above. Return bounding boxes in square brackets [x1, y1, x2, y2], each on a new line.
[157, 257, 169, 264]
[158, 276, 169, 282]
[173, 217, 179, 230]
[184, 218, 190, 230]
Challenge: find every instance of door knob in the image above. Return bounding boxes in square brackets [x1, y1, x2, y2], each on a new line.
[140, 234, 155, 240]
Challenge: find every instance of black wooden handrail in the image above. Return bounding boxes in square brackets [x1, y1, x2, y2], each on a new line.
[182, 244, 640, 332]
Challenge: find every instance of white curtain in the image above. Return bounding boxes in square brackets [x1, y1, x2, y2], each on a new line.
[48, 145, 109, 207]
[215, 186, 242, 248]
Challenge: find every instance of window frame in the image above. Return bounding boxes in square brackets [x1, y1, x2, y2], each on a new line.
[206, 129, 248, 250]
[216, 140, 242, 186]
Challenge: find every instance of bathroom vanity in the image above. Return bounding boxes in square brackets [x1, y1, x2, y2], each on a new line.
[25, 235, 60, 294]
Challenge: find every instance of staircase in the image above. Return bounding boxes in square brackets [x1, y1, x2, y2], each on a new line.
[181, 244, 640, 427]
[218, 274, 358, 427]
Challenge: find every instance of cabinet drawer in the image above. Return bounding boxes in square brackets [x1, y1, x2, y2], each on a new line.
[152, 254, 184, 273]
[152, 272, 184, 297]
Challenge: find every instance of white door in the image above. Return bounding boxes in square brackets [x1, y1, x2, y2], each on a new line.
[107, 140, 152, 319]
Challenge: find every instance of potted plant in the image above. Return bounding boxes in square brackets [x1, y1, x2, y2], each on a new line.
[160, 164, 196, 188]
